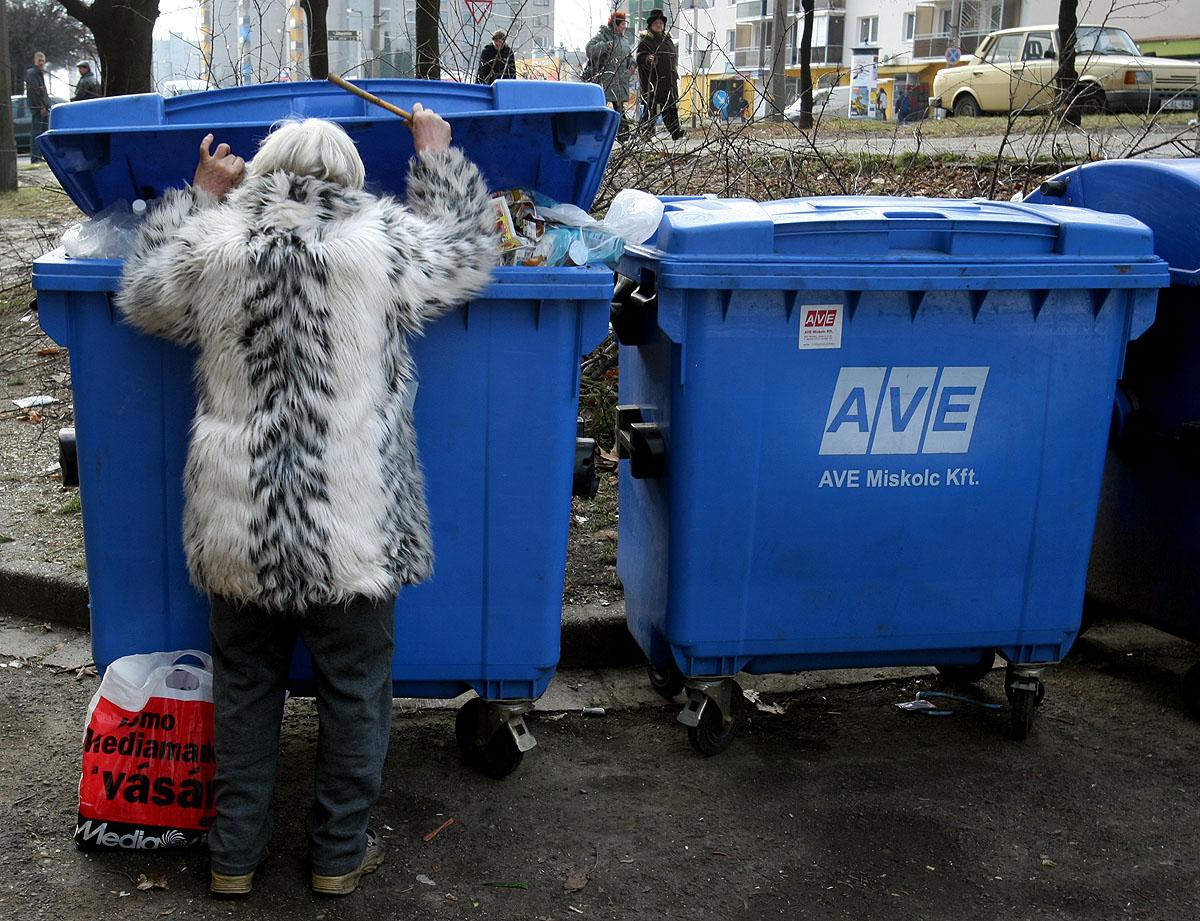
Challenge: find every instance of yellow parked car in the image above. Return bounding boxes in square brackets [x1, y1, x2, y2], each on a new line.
[930, 24, 1200, 117]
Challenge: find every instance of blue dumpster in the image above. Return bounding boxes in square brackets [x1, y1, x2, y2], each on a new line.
[611, 195, 1169, 750]
[32, 79, 616, 776]
[1027, 159, 1200, 719]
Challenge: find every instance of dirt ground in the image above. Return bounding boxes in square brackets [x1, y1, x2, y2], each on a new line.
[0, 619, 1197, 921]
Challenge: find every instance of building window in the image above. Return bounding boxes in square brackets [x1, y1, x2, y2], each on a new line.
[858, 16, 877, 45]
[903, 12, 915, 42]
[685, 34, 693, 54]
[990, 3, 1002, 30]
[535, 14, 549, 28]
[940, 8, 953, 35]
[727, 28, 736, 49]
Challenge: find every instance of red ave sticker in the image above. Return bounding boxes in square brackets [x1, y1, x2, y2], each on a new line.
[800, 304, 843, 349]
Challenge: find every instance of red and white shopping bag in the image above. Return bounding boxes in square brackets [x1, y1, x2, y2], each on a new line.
[75, 651, 215, 850]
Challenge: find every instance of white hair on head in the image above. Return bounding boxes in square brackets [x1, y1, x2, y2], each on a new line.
[247, 118, 365, 190]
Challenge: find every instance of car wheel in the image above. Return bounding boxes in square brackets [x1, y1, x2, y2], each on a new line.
[953, 95, 982, 118]
[1076, 85, 1106, 115]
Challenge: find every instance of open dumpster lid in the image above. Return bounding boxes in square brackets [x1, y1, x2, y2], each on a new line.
[627, 195, 1168, 291]
[1024, 159, 1200, 287]
[38, 79, 618, 216]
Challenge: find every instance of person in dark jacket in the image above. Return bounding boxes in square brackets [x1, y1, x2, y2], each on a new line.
[477, 30, 517, 84]
[73, 61, 102, 101]
[635, 10, 684, 140]
[25, 51, 51, 163]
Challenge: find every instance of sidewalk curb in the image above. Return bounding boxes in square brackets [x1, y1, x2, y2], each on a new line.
[0, 561, 89, 631]
[0, 561, 643, 670]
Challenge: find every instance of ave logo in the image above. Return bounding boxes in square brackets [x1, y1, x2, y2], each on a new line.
[798, 303, 843, 350]
[819, 366, 989, 455]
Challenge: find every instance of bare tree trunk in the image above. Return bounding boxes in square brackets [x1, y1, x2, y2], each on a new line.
[0, 0, 18, 191]
[300, 0, 329, 79]
[1055, 0, 1080, 127]
[796, 0, 814, 129]
[415, 0, 440, 79]
[56, 0, 158, 96]
[768, 0, 788, 119]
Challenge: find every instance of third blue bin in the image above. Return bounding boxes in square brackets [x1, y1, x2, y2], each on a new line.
[612, 195, 1168, 751]
[1028, 159, 1200, 719]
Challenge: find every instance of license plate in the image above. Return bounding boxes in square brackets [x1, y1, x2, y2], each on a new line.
[1163, 98, 1195, 111]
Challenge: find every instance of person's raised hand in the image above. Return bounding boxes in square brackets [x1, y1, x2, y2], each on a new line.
[193, 133, 245, 200]
[410, 102, 452, 156]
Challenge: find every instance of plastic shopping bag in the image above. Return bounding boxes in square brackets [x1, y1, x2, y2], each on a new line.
[75, 650, 215, 850]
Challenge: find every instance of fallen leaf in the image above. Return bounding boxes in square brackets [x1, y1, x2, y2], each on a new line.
[416, 874, 436, 887]
[136, 872, 168, 891]
[563, 868, 590, 893]
[36, 347, 61, 356]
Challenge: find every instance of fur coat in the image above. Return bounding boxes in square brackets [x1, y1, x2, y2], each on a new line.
[116, 147, 497, 611]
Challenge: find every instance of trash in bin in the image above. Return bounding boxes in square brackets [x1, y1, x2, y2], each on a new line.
[33, 79, 618, 778]
[613, 194, 1169, 753]
[1026, 159, 1200, 720]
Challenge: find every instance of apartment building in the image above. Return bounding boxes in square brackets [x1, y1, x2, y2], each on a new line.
[661, 0, 1196, 113]
[326, 1, 556, 78]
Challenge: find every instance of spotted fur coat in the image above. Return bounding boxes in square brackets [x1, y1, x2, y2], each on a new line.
[116, 148, 497, 611]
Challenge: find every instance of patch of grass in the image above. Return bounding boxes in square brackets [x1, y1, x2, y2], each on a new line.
[71, 557, 87, 571]
[56, 495, 82, 515]
[0, 186, 82, 222]
[0, 534, 14, 544]
[1, 281, 34, 315]
[6, 376, 27, 387]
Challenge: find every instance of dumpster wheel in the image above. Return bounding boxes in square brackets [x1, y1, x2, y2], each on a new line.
[684, 681, 745, 756]
[1004, 668, 1047, 742]
[935, 652, 996, 685]
[1183, 663, 1200, 721]
[646, 660, 686, 701]
[454, 698, 530, 779]
[1009, 687, 1040, 741]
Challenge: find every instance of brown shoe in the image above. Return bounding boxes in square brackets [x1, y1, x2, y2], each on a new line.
[210, 868, 255, 897]
[311, 829, 385, 897]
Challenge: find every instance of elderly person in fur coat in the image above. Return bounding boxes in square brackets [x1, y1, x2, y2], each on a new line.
[115, 108, 496, 899]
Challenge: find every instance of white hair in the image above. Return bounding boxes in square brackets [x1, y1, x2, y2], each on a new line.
[247, 118, 365, 190]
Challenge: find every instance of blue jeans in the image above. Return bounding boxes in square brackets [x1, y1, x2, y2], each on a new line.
[207, 594, 395, 876]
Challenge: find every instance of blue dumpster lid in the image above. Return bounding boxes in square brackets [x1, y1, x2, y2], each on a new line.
[38, 79, 618, 216]
[625, 195, 1169, 291]
[1023, 159, 1200, 287]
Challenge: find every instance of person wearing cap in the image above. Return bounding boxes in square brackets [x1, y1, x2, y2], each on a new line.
[585, 11, 635, 142]
[73, 61, 102, 101]
[636, 9, 685, 141]
[478, 30, 517, 84]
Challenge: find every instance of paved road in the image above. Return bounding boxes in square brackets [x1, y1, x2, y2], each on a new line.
[0, 614, 1196, 920]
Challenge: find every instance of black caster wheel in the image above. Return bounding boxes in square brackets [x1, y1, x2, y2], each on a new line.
[936, 652, 996, 685]
[647, 660, 685, 701]
[1005, 677, 1047, 706]
[1010, 687, 1040, 741]
[1183, 663, 1200, 721]
[455, 697, 524, 779]
[687, 684, 744, 757]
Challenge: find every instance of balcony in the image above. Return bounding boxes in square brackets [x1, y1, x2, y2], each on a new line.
[732, 44, 844, 71]
[911, 30, 990, 60]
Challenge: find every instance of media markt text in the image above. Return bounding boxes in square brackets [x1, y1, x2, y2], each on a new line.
[818, 467, 981, 489]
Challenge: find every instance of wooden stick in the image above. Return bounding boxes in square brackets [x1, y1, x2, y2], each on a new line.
[327, 73, 413, 123]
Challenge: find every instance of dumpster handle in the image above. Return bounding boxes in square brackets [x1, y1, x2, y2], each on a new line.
[327, 74, 413, 124]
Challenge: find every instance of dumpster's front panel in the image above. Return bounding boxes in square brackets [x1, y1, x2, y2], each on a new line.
[35, 257, 610, 699]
